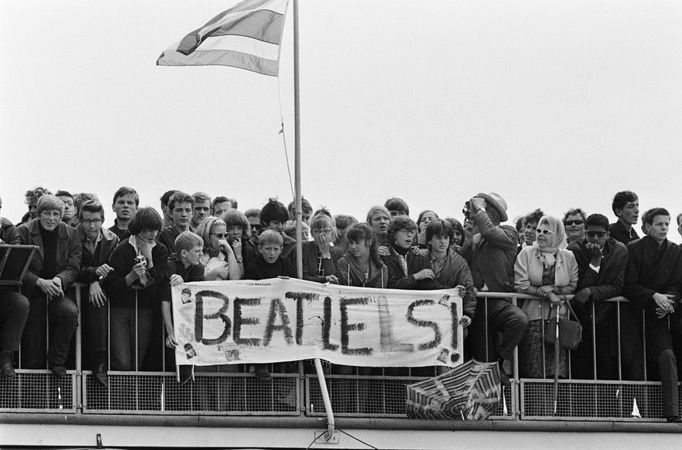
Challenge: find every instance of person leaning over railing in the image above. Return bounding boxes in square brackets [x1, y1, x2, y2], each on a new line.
[462, 192, 528, 382]
[0, 199, 29, 379]
[623, 208, 682, 423]
[566, 213, 641, 381]
[76, 200, 119, 388]
[514, 215, 578, 379]
[102, 207, 168, 371]
[17, 195, 82, 377]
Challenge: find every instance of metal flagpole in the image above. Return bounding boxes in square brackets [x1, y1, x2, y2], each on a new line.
[293, 0, 303, 280]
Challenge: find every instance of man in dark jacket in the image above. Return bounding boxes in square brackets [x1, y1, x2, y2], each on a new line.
[463, 192, 528, 380]
[17, 195, 81, 377]
[624, 208, 682, 422]
[76, 201, 119, 386]
[568, 213, 640, 380]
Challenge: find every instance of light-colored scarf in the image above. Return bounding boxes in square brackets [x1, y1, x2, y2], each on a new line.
[535, 215, 567, 268]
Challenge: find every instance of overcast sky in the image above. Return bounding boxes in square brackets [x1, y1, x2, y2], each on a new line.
[1, 0, 681, 241]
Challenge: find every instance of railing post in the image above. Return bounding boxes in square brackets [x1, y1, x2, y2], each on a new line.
[313, 357, 335, 441]
[75, 285, 83, 413]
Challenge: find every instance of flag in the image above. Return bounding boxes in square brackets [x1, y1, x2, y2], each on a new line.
[157, 0, 289, 77]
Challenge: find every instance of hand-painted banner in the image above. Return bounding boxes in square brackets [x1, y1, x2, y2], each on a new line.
[172, 277, 463, 367]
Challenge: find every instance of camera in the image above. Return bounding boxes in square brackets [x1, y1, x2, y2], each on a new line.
[135, 255, 146, 267]
[462, 201, 472, 220]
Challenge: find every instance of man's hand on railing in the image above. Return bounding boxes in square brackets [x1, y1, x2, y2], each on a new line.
[573, 288, 591, 306]
[653, 292, 675, 316]
[89, 281, 107, 307]
[95, 263, 114, 279]
[413, 268, 435, 281]
[37, 277, 63, 298]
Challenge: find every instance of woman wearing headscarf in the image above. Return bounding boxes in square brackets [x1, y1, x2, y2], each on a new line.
[514, 215, 578, 378]
[195, 217, 241, 281]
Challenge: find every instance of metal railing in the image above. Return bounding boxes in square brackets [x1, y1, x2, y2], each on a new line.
[1, 284, 679, 422]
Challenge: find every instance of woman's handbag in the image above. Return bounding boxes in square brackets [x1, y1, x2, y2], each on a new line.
[544, 300, 582, 351]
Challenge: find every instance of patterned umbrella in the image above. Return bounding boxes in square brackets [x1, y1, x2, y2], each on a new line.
[406, 360, 501, 420]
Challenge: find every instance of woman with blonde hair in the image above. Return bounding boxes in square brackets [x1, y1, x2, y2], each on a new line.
[195, 216, 241, 281]
[514, 215, 578, 378]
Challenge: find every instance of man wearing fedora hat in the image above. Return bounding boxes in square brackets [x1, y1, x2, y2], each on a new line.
[463, 192, 528, 382]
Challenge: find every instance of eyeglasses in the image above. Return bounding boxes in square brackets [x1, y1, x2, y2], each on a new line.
[536, 228, 552, 235]
[564, 220, 584, 226]
[210, 233, 227, 238]
[312, 228, 333, 234]
[81, 218, 102, 224]
[586, 231, 607, 238]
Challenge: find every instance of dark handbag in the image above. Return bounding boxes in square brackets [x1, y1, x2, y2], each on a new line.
[544, 300, 582, 351]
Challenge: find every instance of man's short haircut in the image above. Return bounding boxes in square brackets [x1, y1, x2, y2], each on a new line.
[425, 219, 454, 243]
[36, 195, 65, 217]
[79, 200, 105, 219]
[585, 213, 610, 231]
[24, 186, 52, 206]
[346, 223, 374, 244]
[128, 207, 163, 235]
[384, 197, 410, 216]
[444, 217, 465, 246]
[168, 191, 194, 210]
[174, 230, 204, 254]
[387, 216, 417, 243]
[260, 198, 288, 224]
[55, 190, 73, 199]
[612, 191, 638, 215]
[643, 207, 669, 226]
[160, 190, 178, 208]
[312, 207, 332, 220]
[74, 193, 99, 212]
[334, 214, 358, 233]
[677, 212, 682, 226]
[192, 191, 212, 204]
[524, 208, 544, 226]
[223, 210, 251, 237]
[244, 208, 261, 219]
[563, 208, 587, 223]
[366, 205, 390, 224]
[258, 229, 283, 247]
[211, 195, 230, 209]
[112, 186, 139, 207]
[288, 197, 313, 219]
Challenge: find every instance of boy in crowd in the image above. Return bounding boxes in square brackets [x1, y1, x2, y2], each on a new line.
[244, 208, 262, 237]
[109, 186, 139, 240]
[624, 208, 682, 422]
[212, 196, 236, 218]
[250, 199, 296, 264]
[20, 186, 51, 225]
[76, 200, 119, 387]
[18, 195, 81, 376]
[244, 230, 295, 280]
[159, 190, 178, 228]
[158, 191, 194, 251]
[567, 213, 641, 380]
[191, 192, 212, 229]
[609, 190, 640, 245]
[55, 191, 78, 227]
[163, 231, 205, 373]
[384, 197, 410, 218]
[287, 197, 313, 226]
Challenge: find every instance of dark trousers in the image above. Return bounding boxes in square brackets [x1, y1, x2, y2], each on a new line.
[0, 290, 30, 352]
[469, 297, 528, 362]
[647, 314, 682, 418]
[109, 307, 153, 371]
[21, 293, 78, 368]
[80, 293, 109, 370]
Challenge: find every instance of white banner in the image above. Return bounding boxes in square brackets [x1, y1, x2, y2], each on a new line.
[172, 278, 464, 367]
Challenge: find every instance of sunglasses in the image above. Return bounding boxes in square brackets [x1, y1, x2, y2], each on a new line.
[210, 233, 227, 238]
[586, 231, 607, 238]
[536, 228, 552, 235]
[564, 220, 584, 226]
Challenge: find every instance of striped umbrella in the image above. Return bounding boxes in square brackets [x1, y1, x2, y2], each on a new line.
[406, 360, 501, 420]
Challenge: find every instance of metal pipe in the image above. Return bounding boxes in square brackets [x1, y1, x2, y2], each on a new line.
[313, 357, 335, 441]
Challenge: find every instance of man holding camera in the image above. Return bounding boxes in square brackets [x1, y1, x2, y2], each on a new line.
[462, 192, 528, 381]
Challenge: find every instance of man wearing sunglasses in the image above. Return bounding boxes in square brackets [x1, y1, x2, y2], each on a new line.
[567, 214, 640, 381]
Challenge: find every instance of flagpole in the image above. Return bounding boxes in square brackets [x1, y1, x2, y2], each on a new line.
[294, 0, 303, 279]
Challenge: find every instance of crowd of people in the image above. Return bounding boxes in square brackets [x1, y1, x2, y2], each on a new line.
[0, 187, 680, 421]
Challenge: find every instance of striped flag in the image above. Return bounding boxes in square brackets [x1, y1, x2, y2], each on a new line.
[157, 0, 289, 76]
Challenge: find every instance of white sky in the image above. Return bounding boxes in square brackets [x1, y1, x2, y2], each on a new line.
[1, 0, 681, 242]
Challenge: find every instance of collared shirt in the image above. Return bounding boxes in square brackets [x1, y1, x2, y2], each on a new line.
[82, 228, 103, 256]
[609, 220, 638, 245]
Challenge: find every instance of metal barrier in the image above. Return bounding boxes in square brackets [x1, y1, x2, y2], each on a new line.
[2, 285, 679, 421]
